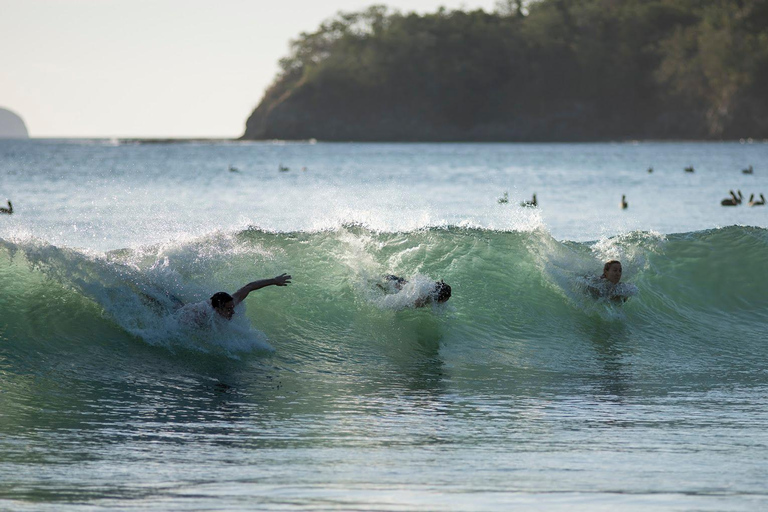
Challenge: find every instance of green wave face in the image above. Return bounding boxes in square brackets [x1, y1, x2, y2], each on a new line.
[2, 225, 767, 375]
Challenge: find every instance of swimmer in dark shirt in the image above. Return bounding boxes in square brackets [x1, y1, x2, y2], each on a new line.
[379, 275, 451, 307]
[209, 273, 292, 320]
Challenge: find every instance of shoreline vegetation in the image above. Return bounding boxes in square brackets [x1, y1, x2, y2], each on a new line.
[10, 138, 767, 144]
[6, 137, 768, 144]
[242, 0, 768, 142]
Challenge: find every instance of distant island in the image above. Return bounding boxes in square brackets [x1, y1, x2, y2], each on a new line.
[243, 0, 768, 142]
[0, 107, 29, 139]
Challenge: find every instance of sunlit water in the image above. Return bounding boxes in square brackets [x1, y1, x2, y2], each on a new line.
[1, 139, 767, 511]
[2, 139, 767, 248]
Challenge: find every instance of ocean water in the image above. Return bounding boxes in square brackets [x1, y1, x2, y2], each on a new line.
[1, 139, 767, 511]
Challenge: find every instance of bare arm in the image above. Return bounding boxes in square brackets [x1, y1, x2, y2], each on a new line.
[231, 273, 291, 306]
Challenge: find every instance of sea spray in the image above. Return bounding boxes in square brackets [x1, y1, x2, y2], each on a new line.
[0, 234, 274, 356]
[3, 224, 767, 364]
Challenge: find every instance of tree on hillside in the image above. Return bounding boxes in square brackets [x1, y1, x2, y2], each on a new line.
[244, 0, 768, 141]
[656, 0, 768, 136]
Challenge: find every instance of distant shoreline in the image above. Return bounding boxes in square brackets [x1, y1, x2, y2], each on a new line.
[9, 137, 768, 144]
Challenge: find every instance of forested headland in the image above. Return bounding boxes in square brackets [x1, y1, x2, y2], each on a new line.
[243, 0, 768, 142]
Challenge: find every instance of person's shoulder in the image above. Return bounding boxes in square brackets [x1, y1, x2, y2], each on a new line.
[179, 299, 210, 311]
[177, 300, 213, 325]
[583, 275, 611, 299]
[385, 275, 407, 286]
[584, 274, 605, 289]
[613, 282, 638, 298]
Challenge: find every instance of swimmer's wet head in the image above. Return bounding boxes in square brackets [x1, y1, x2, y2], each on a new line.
[601, 260, 622, 284]
[434, 280, 451, 303]
[211, 291, 236, 320]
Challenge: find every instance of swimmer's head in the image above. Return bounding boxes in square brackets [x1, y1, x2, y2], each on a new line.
[601, 260, 622, 284]
[210, 291, 235, 320]
[434, 280, 451, 303]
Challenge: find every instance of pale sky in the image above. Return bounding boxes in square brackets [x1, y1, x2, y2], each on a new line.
[1, 0, 497, 138]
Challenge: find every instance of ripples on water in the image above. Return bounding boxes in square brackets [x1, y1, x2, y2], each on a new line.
[1, 140, 767, 510]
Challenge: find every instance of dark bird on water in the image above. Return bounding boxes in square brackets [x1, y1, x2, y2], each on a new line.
[621, 195, 628, 209]
[721, 190, 743, 206]
[0, 200, 12, 214]
[521, 193, 537, 207]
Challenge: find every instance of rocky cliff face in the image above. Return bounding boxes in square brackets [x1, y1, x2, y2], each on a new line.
[242, 87, 763, 142]
[242, 55, 767, 142]
[0, 108, 29, 139]
[242, 2, 768, 142]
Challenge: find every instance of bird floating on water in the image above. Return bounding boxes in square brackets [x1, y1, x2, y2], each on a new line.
[228, 165, 240, 173]
[684, 166, 695, 173]
[621, 195, 628, 209]
[498, 192, 509, 204]
[279, 164, 289, 172]
[0, 200, 12, 215]
[721, 190, 743, 206]
[749, 193, 765, 206]
[742, 165, 754, 174]
[521, 194, 537, 208]
[647, 167, 653, 173]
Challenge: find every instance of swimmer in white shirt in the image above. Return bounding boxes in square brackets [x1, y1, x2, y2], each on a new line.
[586, 261, 636, 303]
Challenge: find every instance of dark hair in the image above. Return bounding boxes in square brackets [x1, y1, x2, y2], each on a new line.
[210, 292, 234, 309]
[602, 260, 622, 277]
[434, 281, 451, 302]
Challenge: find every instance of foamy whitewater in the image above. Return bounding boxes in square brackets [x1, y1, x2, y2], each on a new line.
[1, 139, 767, 511]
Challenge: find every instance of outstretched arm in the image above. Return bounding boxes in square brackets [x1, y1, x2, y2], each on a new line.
[232, 273, 291, 306]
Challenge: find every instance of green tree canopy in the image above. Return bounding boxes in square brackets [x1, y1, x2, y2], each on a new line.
[244, 0, 768, 141]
